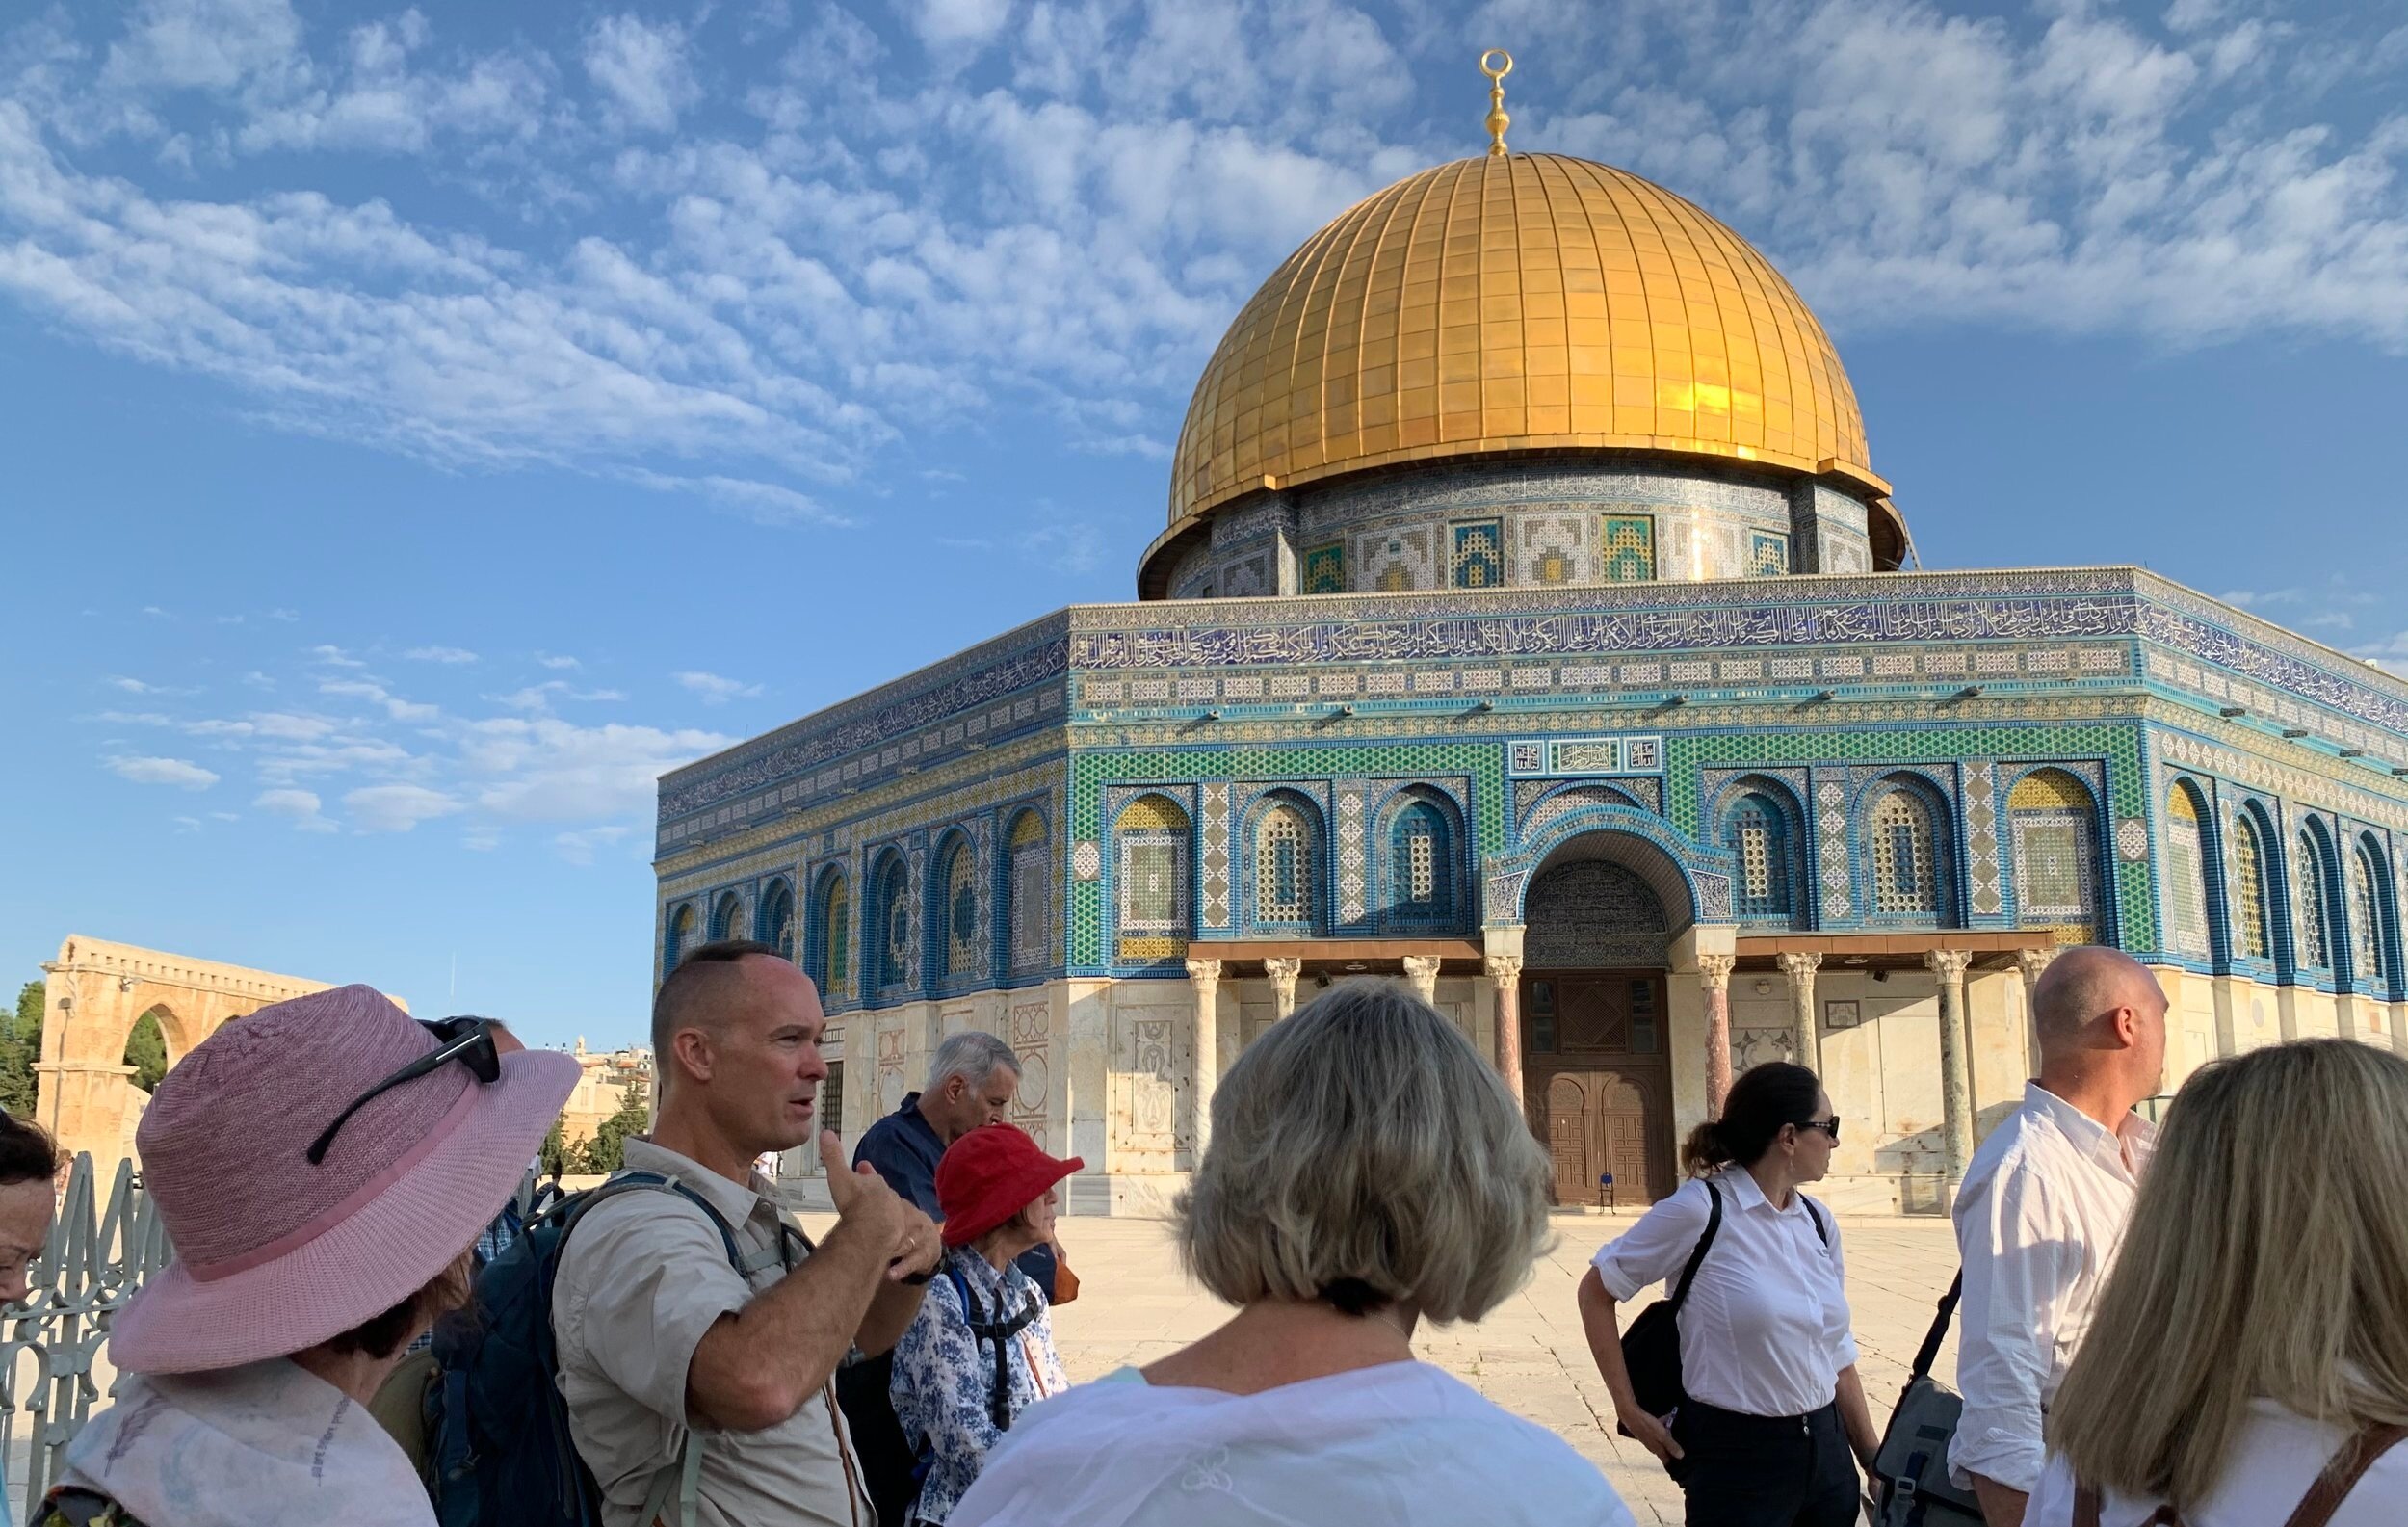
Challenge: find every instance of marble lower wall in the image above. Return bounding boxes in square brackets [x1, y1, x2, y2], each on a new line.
[816, 966, 2406, 1215]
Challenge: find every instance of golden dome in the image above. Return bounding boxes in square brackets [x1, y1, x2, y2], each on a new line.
[1165, 153, 1883, 531]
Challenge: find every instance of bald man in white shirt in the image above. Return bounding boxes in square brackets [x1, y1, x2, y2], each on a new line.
[1949, 946, 2167, 1527]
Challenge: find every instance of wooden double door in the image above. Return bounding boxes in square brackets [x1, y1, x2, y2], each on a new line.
[1524, 971, 1674, 1205]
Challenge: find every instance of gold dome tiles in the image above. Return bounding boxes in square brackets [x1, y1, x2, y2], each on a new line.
[1167, 154, 1879, 530]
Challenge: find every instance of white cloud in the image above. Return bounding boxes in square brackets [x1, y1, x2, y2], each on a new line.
[320, 677, 440, 723]
[107, 754, 221, 788]
[583, 14, 696, 133]
[254, 785, 335, 830]
[554, 824, 631, 865]
[309, 645, 366, 668]
[536, 653, 581, 670]
[673, 671, 764, 704]
[344, 781, 462, 831]
[404, 645, 479, 664]
[463, 716, 732, 820]
[2, 0, 2401, 550]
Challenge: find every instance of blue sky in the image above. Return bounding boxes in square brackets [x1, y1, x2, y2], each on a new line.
[5, 0, 2404, 1050]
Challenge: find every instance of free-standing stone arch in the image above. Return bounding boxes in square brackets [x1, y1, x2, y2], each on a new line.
[36, 935, 396, 1176]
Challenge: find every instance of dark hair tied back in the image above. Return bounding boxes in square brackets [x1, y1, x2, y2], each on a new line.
[1681, 1062, 1823, 1175]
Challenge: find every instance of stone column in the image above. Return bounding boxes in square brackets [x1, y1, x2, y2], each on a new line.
[1263, 958, 1302, 1020]
[1400, 955, 1442, 1004]
[2015, 945, 2058, 1074]
[1699, 952, 1737, 1113]
[1776, 951, 1823, 1075]
[1185, 958, 1221, 1159]
[1483, 953, 1525, 1114]
[1927, 948, 1976, 1179]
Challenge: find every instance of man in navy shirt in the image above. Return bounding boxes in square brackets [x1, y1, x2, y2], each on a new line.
[838, 1032, 1062, 1526]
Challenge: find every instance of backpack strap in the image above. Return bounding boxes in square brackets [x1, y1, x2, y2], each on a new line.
[2280, 1423, 2408, 1527]
[1912, 1272, 1963, 1382]
[1665, 1176, 1725, 1319]
[939, 1253, 1041, 1433]
[1801, 1196, 1830, 1248]
[563, 1171, 753, 1526]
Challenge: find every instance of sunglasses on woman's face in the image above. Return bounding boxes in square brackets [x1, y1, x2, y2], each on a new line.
[306, 1015, 503, 1165]
[1795, 1117, 1842, 1143]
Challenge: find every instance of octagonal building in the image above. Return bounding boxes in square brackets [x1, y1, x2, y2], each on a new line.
[654, 143, 2408, 1213]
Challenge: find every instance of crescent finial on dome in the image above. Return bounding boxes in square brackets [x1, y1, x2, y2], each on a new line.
[1481, 49, 1512, 156]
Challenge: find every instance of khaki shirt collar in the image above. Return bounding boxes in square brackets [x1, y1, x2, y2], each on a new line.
[620, 1136, 772, 1231]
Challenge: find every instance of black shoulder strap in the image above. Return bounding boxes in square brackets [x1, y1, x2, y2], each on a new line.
[1666, 1177, 1724, 1317]
[563, 1171, 747, 1277]
[1913, 1272, 1964, 1381]
[1802, 1196, 1830, 1248]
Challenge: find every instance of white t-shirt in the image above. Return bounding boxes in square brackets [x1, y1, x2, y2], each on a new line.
[2025, 1400, 2408, 1527]
[1591, 1169, 1858, 1418]
[949, 1359, 1635, 1527]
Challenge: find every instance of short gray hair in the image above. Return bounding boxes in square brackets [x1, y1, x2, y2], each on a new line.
[1175, 980, 1551, 1325]
[927, 1031, 1020, 1093]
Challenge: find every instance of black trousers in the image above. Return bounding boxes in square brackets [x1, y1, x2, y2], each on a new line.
[1668, 1398, 1859, 1527]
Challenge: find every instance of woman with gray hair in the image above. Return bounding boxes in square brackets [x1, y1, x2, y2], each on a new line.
[948, 981, 1635, 1526]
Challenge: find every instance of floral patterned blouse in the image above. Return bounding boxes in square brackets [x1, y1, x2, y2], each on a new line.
[889, 1248, 1070, 1525]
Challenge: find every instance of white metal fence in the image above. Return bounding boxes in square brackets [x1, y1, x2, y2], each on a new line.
[0, 1155, 170, 1521]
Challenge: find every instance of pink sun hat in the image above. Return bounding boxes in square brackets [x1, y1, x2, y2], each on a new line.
[110, 983, 578, 1374]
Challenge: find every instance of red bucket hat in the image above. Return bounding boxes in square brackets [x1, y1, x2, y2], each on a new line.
[936, 1123, 1083, 1247]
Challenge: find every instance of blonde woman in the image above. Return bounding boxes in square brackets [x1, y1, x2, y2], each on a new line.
[2025, 1040, 2408, 1527]
[948, 981, 1635, 1527]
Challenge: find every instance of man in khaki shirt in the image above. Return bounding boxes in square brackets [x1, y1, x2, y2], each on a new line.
[555, 940, 940, 1526]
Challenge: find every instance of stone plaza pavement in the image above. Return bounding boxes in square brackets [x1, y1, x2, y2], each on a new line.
[801, 1208, 1961, 1525]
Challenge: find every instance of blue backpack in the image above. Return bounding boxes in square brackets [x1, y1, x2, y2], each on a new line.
[427, 1172, 746, 1527]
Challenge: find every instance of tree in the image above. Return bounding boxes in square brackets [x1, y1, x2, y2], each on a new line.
[538, 1119, 571, 1179]
[573, 1084, 649, 1174]
[0, 983, 43, 1119]
[123, 1010, 169, 1093]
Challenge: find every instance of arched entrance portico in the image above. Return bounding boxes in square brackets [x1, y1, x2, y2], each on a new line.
[37, 936, 367, 1176]
[1518, 830, 1699, 1205]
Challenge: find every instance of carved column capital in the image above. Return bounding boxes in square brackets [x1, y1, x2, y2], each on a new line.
[1924, 947, 1975, 982]
[1696, 951, 1738, 990]
[1400, 955, 1443, 1003]
[1481, 952, 1523, 987]
[1774, 950, 1823, 982]
[1263, 957, 1303, 1019]
[2013, 945, 2059, 985]
[1184, 957, 1223, 989]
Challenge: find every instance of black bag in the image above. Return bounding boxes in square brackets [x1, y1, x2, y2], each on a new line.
[1614, 1176, 1723, 1433]
[1871, 1273, 1984, 1526]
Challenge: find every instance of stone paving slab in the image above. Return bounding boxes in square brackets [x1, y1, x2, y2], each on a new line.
[802, 1209, 1961, 1526]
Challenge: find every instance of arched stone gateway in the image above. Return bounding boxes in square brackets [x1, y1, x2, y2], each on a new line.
[36, 936, 391, 1177]
[1518, 832, 1706, 1205]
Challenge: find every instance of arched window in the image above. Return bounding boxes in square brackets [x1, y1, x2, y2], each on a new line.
[937, 836, 980, 980]
[711, 891, 746, 944]
[2230, 810, 2270, 960]
[759, 879, 796, 962]
[810, 871, 852, 998]
[2351, 841, 2385, 988]
[2163, 783, 2212, 960]
[1869, 787, 1942, 917]
[872, 856, 912, 993]
[1388, 798, 1454, 922]
[1005, 809, 1051, 975]
[1115, 795, 1191, 958]
[1256, 803, 1316, 925]
[2295, 830, 2330, 971]
[1723, 790, 1793, 918]
[2007, 768, 2101, 944]
[664, 903, 696, 977]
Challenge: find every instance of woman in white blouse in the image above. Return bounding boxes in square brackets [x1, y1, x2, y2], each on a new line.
[2025, 1039, 2408, 1527]
[950, 982, 1635, 1527]
[1579, 1061, 1877, 1527]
